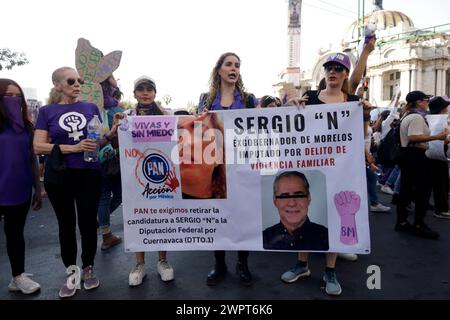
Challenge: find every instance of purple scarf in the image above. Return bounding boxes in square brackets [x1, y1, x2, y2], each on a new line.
[135, 102, 163, 116]
[3, 96, 25, 133]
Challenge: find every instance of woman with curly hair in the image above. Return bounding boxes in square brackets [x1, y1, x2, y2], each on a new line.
[198, 52, 255, 287]
[198, 52, 256, 112]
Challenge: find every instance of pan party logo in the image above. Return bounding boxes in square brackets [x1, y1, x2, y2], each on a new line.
[134, 149, 179, 200]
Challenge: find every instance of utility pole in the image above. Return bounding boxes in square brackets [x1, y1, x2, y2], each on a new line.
[357, 0, 366, 60]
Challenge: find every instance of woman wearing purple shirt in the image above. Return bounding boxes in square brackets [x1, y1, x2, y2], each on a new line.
[33, 67, 118, 298]
[199, 52, 255, 287]
[0, 78, 42, 295]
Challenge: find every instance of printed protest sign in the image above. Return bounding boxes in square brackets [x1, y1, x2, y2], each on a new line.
[426, 114, 448, 161]
[119, 102, 370, 254]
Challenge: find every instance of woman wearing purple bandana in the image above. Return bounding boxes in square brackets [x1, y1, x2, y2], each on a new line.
[198, 52, 255, 287]
[0, 78, 42, 295]
[33, 67, 119, 298]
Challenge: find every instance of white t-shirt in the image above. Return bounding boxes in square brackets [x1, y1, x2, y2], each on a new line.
[400, 114, 430, 149]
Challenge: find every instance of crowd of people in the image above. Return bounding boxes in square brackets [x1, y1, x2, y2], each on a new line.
[1, 36, 449, 299]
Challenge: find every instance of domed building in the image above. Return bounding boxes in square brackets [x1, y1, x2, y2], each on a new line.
[297, 0, 450, 105]
[342, 9, 414, 48]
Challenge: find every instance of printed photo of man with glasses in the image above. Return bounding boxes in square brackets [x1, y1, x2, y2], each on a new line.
[263, 171, 329, 251]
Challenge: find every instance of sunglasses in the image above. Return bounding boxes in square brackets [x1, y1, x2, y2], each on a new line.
[275, 193, 309, 200]
[324, 65, 346, 73]
[66, 78, 85, 86]
[264, 96, 275, 104]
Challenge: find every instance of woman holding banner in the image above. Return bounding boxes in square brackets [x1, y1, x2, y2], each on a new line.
[34, 67, 118, 298]
[198, 52, 256, 112]
[198, 52, 256, 287]
[0, 79, 42, 295]
[113, 76, 176, 287]
[284, 52, 362, 296]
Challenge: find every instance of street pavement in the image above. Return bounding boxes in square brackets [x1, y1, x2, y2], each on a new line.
[1, 188, 449, 301]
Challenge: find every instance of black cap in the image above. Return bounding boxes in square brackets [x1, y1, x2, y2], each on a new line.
[428, 96, 450, 114]
[174, 109, 190, 115]
[405, 90, 431, 104]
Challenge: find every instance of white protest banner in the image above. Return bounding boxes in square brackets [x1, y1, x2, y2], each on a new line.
[119, 102, 370, 254]
[426, 114, 448, 161]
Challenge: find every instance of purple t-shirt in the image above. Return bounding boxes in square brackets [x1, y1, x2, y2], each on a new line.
[0, 125, 33, 205]
[35, 101, 101, 170]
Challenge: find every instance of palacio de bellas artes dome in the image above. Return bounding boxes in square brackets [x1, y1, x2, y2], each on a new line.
[276, 0, 450, 107]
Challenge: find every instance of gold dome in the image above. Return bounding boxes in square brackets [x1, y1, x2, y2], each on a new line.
[343, 10, 414, 44]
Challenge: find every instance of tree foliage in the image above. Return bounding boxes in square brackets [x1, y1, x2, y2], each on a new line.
[186, 101, 198, 114]
[0, 48, 29, 71]
[120, 100, 135, 110]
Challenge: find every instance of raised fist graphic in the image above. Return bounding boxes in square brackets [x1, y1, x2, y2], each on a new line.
[334, 191, 360, 245]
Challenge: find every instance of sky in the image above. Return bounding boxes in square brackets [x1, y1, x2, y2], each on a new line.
[1, 0, 449, 109]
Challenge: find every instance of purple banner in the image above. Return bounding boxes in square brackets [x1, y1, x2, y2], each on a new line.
[131, 116, 176, 143]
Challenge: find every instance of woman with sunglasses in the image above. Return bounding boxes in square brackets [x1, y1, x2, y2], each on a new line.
[0, 78, 42, 295]
[283, 53, 360, 296]
[198, 52, 256, 287]
[34, 66, 118, 298]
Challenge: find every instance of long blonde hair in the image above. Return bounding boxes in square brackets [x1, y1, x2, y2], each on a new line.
[47, 88, 63, 104]
[204, 52, 248, 110]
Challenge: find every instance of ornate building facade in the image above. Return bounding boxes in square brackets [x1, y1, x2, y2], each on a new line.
[293, 0, 450, 105]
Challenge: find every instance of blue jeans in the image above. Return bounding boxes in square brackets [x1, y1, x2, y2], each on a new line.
[97, 174, 122, 228]
[386, 166, 401, 194]
[366, 167, 379, 206]
[386, 165, 400, 187]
